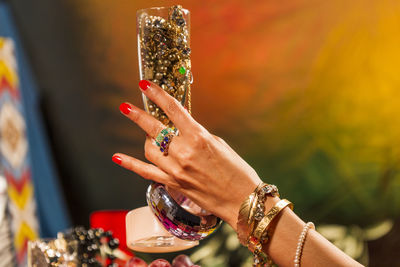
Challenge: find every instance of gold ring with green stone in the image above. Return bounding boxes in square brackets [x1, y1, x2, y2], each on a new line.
[155, 127, 174, 147]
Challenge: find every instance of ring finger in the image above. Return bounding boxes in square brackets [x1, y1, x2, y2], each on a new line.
[144, 137, 180, 174]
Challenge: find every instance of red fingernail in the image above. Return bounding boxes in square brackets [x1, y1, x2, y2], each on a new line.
[139, 80, 151, 90]
[119, 103, 132, 115]
[112, 155, 122, 165]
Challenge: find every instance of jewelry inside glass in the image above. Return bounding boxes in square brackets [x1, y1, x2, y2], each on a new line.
[127, 6, 222, 253]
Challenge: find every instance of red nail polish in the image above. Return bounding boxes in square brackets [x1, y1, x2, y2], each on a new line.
[119, 103, 132, 115]
[139, 80, 151, 90]
[112, 155, 122, 165]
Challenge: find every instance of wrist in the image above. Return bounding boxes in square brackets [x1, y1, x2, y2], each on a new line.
[226, 178, 262, 230]
[235, 183, 289, 266]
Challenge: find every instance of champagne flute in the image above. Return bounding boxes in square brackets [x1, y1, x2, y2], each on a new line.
[126, 6, 201, 253]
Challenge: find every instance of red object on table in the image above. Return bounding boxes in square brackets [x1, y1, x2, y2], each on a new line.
[90, 210, 133, 257]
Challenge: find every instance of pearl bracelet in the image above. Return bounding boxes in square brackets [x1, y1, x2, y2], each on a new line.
[294, 222, 315, 267]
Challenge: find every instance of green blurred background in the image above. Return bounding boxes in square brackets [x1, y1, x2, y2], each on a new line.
[7, 0, 400, 265]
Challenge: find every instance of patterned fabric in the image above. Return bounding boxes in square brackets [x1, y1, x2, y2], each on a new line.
[0, 37, 39, 267]
[0, 174, 15, 267]
[0, 1, 70, 239]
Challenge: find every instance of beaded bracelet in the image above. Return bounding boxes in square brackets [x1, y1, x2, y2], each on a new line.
[294, 222, 315, 267]
[253, 184, 280, 223]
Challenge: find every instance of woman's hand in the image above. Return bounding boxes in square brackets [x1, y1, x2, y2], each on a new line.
[113, 81, 262, 228]
[113, 81, 364, 267]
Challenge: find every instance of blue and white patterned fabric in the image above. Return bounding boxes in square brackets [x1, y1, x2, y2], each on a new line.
[0, 1, 71, 265]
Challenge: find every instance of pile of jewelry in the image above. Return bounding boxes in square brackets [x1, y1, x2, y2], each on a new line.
[29, 227, 121, 267]
[67, 227, 120, 266]
[138, 5, 192, 126]
[29, 233, 77, 267]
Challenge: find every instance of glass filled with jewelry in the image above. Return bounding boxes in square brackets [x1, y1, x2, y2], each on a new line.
[127, 6, 221, 253]
[138, 6, 192, 125]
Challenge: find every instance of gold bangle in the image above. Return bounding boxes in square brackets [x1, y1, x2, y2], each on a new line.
[247, 191, 259, 225]
[237, 192, 256, 245]
[252, 199, 293, 242]
[244, 194, 292, 267]
[237, 182, 279, 246]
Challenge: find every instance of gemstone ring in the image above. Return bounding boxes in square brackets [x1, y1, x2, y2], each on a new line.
[155, 127, 175, 155]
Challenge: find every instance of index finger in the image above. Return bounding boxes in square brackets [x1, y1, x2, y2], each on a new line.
[120, 102, 167, 139]
[139, 80, 198, 134]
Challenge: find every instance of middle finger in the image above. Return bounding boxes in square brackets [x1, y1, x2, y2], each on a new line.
[139, 80, 198, 135]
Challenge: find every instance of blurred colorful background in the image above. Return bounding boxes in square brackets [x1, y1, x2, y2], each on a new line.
[1, 0, 399, 266]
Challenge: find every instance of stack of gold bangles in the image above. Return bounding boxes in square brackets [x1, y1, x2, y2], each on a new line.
[237, 183, 293, 266]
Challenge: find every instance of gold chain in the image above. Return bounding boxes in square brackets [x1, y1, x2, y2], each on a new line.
[187, 87, 192, 115]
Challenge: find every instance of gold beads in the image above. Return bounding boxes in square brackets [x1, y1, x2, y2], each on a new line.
[138, 5, 192, 124]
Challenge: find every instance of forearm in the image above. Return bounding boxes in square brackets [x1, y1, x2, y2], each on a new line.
[262, 197, 362, 267]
